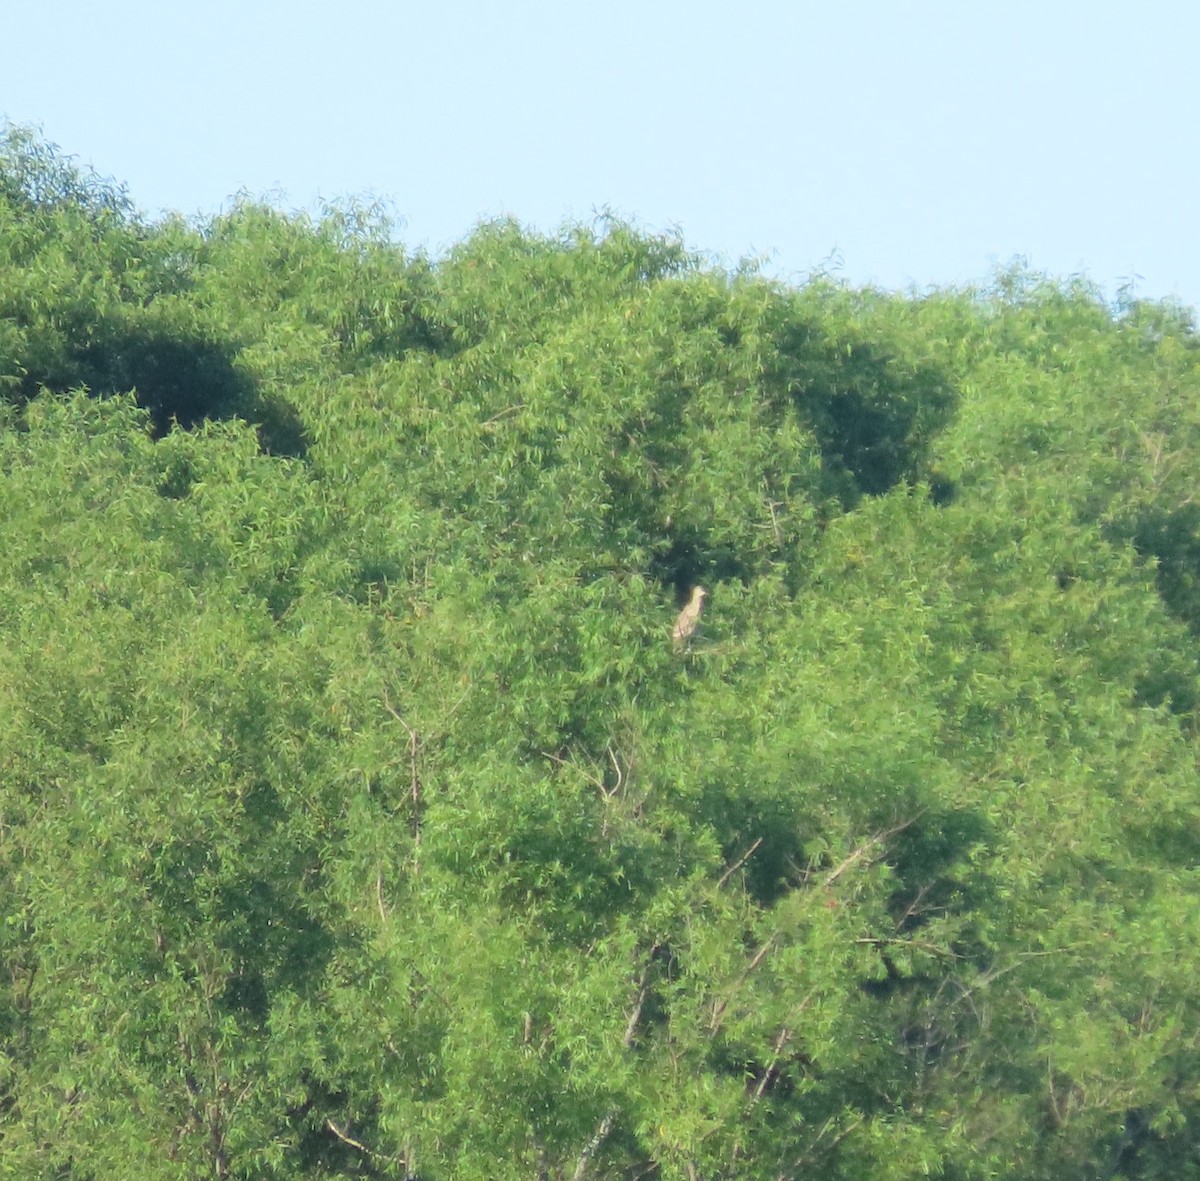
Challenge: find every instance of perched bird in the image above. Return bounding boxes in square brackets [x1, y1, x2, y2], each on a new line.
[672, 585, 707, 650]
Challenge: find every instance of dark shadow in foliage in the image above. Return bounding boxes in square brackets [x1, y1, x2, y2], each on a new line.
[928, 473, 957, 506]
[857, 807, 993, 1008]
[698, 783, 812, 908]
[156, 449, 198, 500]
[14, 314, 308, 458]
[882, 807, 992, 935]
[1127, 813, 1200, 876]
[345, 558, 408, 608]
[1099, 1109, 1152, 1181]
[706, 1035, 805, 1106]
[738, 826, 811, 908]
[215, 869, 336, 1021]
[285, 1075, 398, 1178]
[73, 322, 249, 433]
[250, 391, 309, 459]
[1132, 503, 1200, 637]
[339, 263, 455, 364]
[220, 966, 270, 1025]
[491, 799, 659, 945]
[1117, 506, 1200, 725]
[769, 322, 958, 503]
[1, 129, 313, 453]
[1133, 662, 1198, 723]
[1092, 1107, 1200, 1181]
[206, 781, 337, 1027]
[651, 527, 746, 614]
[859, 952, 941, 1003]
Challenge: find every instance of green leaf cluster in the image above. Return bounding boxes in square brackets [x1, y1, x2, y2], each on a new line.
[2, 124, 1200, 1180]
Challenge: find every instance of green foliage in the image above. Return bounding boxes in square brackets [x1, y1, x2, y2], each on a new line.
[2, 126, 1200, 1179]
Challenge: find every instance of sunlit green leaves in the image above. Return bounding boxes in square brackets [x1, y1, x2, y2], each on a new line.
[2, 125, 1200, 1179]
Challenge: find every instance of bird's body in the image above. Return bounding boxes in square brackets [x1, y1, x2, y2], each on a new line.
[672, 585, 707, 650]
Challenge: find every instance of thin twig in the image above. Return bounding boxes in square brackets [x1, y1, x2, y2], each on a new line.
[896, 882, 933, 928]
[604, 743, 624, 800]
[327, 1120, 370, 1155]
[752, 1026, 792, 1102]
[717, 837, 763, 889]
[624, 980, 650, 1049]
[541, 748, 605, 791]
[481, 403, 525, 426]
[763, 478, 785, 546]
[571, 944, 658, 1180]
[624, 942, 660, 1047]
[376, 871, 388, 923]
[853, 936, 961, 960]
[409, 727, 421, 846]
[710, 936, 777, 1033]
[788, 1113, 864, 1173]
[822, 812, 924, 888]
[381, 695, 424, 863]
[571, 1110, 616, 1181]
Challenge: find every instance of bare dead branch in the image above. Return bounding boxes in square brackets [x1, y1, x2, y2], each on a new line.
[822, 813, 924, 888]
[409, 727, 421, 847]
[854, 936, 961, 960]
[624, 941, 660, 1048]
[326, 1119, 370, 1155]
[540, 747, 605, 791]
[481, 403, 526, 427]
[571, 1109, 617, 1181]
[376, 871, 388, 924]
[710, 936, 777, 1033]
[717, 837, 763, 889]
[753, 1026, 792, 1102]
[571, 940, 661, 1178]
[897, 882, 934, 928]
[624, 981, 650, 1049]
[788, 1112, 865, 1174]
[763, 478, 785, 546]
[381, 695, 424, 864]
[604, 742, 624, 800]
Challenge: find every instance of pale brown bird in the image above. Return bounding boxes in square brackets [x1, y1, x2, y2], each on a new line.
[672, 585, 707, 650]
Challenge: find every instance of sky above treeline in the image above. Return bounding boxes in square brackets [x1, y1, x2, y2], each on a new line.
[5, 1, 1197, 310]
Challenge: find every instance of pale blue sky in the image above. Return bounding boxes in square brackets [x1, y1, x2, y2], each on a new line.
[6, 1, 1198, 309]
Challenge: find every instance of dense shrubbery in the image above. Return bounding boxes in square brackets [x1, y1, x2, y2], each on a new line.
[2, 125, 1199, 1180]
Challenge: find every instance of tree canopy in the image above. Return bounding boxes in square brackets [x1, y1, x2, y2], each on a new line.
[2, 124, 1199, 1180]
